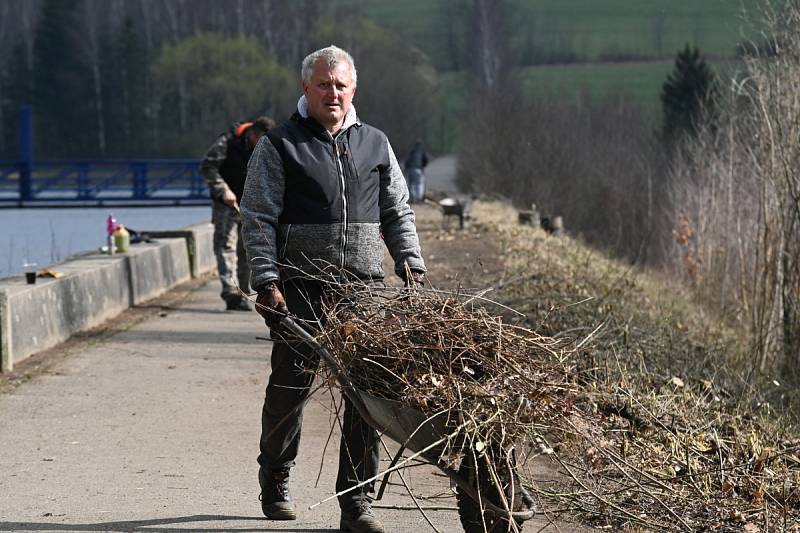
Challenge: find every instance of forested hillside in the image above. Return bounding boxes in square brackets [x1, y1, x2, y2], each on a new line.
[0, 0, 436, 159]
[0, 0, 765, 160]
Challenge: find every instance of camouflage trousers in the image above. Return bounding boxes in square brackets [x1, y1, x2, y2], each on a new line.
[212, 202, 250, 302]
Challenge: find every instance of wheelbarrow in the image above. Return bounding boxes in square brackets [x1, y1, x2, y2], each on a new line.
[280, 316, 536, 532]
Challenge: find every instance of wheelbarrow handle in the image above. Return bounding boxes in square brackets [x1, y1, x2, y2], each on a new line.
[278, 316, 369, 412]
[278, 316, 339, 369]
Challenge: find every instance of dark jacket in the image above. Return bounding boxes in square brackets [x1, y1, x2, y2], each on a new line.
[200, 127, 252, 202]
[404, 141, 429, 170]
[240, 97, 426, 291]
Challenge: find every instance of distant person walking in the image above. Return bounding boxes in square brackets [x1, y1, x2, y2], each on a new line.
[404, 139, 429, 203]
[201, 117, 275, 311]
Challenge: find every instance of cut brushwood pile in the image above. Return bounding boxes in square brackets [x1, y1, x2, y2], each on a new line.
[318, 283, 580, 455]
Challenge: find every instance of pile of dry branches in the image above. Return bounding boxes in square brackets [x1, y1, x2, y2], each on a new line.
[317, 283, 580, 452]
[310, 281, 800, 531]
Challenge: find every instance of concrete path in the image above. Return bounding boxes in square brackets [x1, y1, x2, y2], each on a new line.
[0, 279, 462, 532]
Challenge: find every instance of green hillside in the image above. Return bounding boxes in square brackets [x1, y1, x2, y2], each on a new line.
[511, 0, 765, 61]
[427, 59, 740, 151]
[348, 0, 768, 68]
[520, 60, 674, 115]
[333, 0, 774, 152]
[520, 59, 741, 118]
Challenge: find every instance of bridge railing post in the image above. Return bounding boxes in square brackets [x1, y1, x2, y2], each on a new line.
[77, 162, 90, 199]
[19, 104, 33, 201]
[133, 162, 147, 199]
[190, 162, 204, 197]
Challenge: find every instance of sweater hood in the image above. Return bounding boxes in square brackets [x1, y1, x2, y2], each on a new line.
[296, 95, 360, 134]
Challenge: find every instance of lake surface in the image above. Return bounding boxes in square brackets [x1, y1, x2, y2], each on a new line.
[0, 206, 211, 278]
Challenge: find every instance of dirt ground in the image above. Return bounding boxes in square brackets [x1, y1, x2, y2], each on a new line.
[404, 203, 507, 291]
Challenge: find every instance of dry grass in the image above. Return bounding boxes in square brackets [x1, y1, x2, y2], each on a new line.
[304, 200, 800, 531]
[472, 201, 800, 531]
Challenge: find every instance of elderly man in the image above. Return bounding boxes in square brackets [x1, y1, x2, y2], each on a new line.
[240, 46, 426, 532]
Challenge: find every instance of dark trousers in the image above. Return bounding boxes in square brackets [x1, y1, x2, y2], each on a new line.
[257, 279, 380, 508]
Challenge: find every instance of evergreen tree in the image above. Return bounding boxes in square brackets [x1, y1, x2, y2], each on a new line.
[33, 0, 92, 157]
[660, 44, 717, 141]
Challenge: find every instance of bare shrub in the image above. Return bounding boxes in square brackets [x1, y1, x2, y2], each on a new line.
[457, 86, 666, 264]
[667, 2, 800, 377]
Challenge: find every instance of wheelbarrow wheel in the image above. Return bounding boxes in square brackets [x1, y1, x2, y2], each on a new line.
[455, 448, 531, 533]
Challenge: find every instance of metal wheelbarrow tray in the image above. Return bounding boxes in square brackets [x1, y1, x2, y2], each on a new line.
[280, 316, 536, 527]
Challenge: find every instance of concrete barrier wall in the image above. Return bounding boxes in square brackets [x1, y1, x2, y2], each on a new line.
[144, 223, 215, 278]
[0, 224, 214, 373]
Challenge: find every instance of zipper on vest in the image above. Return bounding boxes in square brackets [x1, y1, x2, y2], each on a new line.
[334, 140, 347, 269]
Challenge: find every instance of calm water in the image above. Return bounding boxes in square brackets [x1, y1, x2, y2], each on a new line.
[0, 206, 211, 278]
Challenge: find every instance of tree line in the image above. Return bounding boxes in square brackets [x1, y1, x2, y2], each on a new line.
[0, 0, 438, 160]
[665, 4, 800, 380]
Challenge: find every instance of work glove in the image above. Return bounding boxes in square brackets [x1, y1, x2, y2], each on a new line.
[256, 282, 288, 328]
[404, 271, 426, 289]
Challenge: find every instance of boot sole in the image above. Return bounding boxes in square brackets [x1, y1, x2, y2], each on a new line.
[263, 506, 296, 520]
[339, 519, 384, 533]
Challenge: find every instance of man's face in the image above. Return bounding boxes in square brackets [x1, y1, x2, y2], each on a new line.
[246, 130, 265, 151]
[303, 59, 356, 133]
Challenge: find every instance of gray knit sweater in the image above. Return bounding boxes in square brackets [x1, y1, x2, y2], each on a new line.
[240, 97, 426, 291]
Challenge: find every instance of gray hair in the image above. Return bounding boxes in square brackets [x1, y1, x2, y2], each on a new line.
[301, 45, 358, 86]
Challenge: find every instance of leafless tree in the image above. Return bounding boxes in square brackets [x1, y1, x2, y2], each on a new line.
[82, 0, 108, 155]
[666, 1, 800, 377]
[469, 0, 511, 91]
[458, 87, 665, 264]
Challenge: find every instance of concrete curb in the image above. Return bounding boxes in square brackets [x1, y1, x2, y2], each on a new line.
[144, 222, 215, 278]
[0, 223, 215, 372]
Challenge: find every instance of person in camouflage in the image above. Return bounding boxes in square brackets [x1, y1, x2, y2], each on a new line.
[201, 116, 276, 311]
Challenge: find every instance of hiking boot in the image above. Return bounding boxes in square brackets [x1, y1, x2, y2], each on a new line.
[259, 468, 296, 520]
[225, 296, 253, 311]
[340, 500, 384, 532]
[233, 298, 254, 311]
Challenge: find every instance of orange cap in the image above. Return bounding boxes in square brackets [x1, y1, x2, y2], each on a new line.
[235, 122, 254, 137]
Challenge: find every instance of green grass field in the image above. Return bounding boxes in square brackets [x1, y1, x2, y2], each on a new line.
[426, 58, 742, 152]
[510, 0, 768, 61]
[519, 60, 675, 110]
[347, 0, 772, 67]
[524, 58, 741, 113]
[336, 0, 772, 152]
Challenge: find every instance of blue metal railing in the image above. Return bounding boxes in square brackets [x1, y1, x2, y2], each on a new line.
[0, 105, 210, 207]
[0, 159, 209, 206]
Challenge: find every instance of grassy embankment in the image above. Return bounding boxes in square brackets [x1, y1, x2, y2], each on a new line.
[465, 201, 798, 530]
